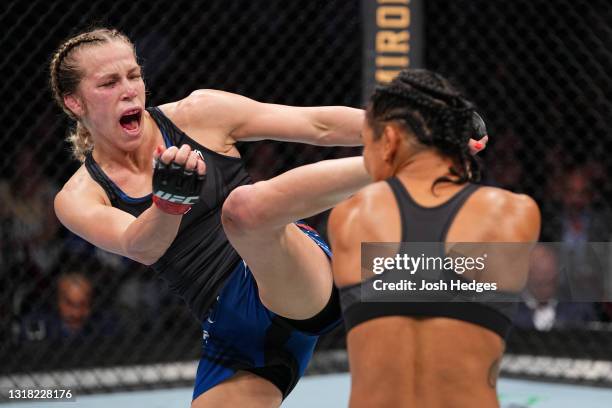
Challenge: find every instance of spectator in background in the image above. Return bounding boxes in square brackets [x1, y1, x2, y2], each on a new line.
[514, 245, 597, 331]
[1, 149, 65, 337]
[57, 272, 93, 335]
[19, 270, 118, 341]
[0, 149, 62, 275]
[560, 166, 610, 243]
[541, 166, 611, 302]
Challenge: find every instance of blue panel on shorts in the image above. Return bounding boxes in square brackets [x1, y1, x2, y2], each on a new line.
[192, 223, 337, 400]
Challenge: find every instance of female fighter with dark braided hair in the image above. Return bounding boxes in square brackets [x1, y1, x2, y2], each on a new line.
[329, 68, 540, 407]
[50, 28, 487, 406]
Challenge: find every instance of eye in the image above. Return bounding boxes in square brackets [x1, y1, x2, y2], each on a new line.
[100, 81, 116, 88]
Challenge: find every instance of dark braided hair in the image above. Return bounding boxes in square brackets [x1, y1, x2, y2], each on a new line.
[367, 68, 482, 188]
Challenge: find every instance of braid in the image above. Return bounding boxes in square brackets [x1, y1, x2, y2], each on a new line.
[367, 68, 482, 188]
[50, 34, 104, 118]
[68, 122, 95, 162]
[49, 28, 135, 162]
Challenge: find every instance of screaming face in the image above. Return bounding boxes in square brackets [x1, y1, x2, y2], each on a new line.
[66, 40, 147, 151]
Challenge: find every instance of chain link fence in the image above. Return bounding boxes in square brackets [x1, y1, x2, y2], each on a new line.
[1, 0, 612, 398]
[424, 1, 612, 381]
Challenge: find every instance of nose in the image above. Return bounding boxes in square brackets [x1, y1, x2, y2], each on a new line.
[121, 79, 137, 100]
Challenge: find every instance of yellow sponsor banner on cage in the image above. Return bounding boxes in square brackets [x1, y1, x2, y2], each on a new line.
[362, 0, 424, 102]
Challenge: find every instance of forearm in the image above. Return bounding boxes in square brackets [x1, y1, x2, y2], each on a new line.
[311, 107, 364, 146]
[222, 91, 365, 146]
[122, 205, 182, 265]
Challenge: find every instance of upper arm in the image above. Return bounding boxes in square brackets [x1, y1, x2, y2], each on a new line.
[54, 187, 135, 257]
[511, 194, 541, 242]
[328, 195, 366, 287]
[473, 190, 542, 290]
[186, 89, 363, 145]
[501, 194, 542, 290]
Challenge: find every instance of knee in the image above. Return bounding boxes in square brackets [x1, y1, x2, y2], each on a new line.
[222, 184, 270, 233]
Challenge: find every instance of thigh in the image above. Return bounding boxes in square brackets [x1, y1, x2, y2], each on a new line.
[225, 222, 333, 320]
[194, 262, 320, 401]
[191, 371, 282, 408]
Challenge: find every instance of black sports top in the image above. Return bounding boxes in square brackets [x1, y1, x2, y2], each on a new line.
[339, 177, 517, 339]
[84, 107, 251, 321]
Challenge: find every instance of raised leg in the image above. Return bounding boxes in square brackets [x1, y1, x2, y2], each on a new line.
[222, 157, 369, 319]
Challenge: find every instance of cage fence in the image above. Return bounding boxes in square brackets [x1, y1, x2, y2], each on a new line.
[1, 0, 612, 399]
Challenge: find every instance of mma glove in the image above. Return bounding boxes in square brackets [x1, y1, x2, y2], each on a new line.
[152, 158, 206, 215]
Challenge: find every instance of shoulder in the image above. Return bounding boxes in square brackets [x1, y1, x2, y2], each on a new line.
[182, 89, 241, 112]
[58, 165, 96, 195]
[329, 181, 397, 244]
[55, 165, 107, 213]
[329, 181, 401, 286]
[331, 180, 393, 217]
[162, 89, 251, 128]
[474, 186, 539, 218]
[470, 186, 541, 241]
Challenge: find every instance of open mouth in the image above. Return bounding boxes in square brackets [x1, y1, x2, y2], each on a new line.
[119, 108, 142, 132]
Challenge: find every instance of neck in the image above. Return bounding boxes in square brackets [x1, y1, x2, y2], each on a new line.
[92, 111, 159, 172]
[395, 149, 456, 181]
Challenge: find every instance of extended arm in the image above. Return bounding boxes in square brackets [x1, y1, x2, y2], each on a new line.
[183, 89, 488, 151]
[186, 89, 364, 146]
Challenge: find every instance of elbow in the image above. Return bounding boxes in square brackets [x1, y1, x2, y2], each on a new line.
[312, 119, 337, 146]
[313, 106, 363, 146]
[127, 250, 161, 266]
[122, 237, 163, 266]
[314, 129, 359, 147]
[316, 131, 336, 146]
[133, 254, 160, 266]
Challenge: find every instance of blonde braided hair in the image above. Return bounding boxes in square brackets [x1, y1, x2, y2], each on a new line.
[49, 28, 136, 162]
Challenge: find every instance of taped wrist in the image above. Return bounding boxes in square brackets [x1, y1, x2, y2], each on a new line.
[152, 159, 206, 215]
[152, 195, 192, 215]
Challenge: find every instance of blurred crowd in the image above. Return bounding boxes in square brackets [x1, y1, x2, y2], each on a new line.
[0, 152, 192, 349]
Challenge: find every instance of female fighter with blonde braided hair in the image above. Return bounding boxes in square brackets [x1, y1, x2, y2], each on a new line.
[50, 29, 487, 406]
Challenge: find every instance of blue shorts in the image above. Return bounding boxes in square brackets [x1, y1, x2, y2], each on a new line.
[192, 223, 339, 400]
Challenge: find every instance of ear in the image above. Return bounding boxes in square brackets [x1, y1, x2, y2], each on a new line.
[381, 124, 402, 163]
[63, 93, 85, 117]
